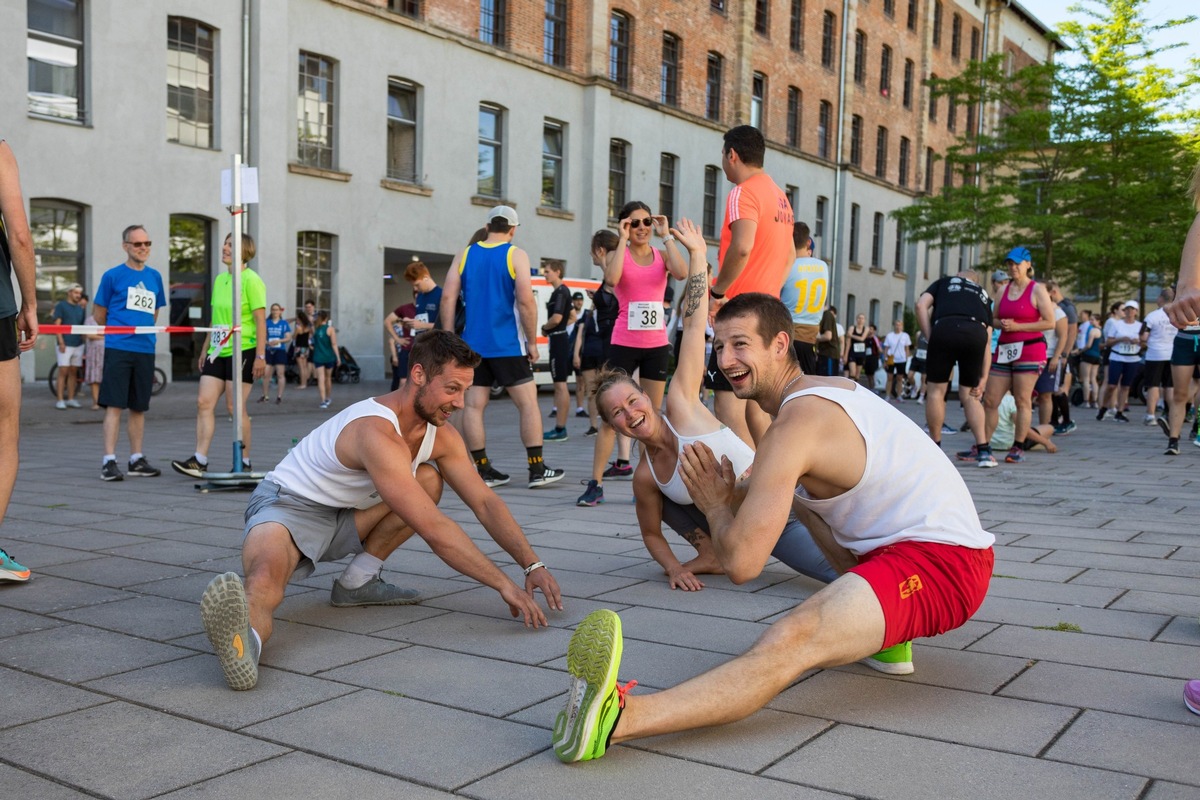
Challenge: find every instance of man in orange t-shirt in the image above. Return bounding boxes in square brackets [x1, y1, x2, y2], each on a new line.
[707, 125, 795, 445]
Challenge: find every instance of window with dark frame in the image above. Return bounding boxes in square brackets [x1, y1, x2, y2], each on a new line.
[786, 86, 801, 148]
[850, 115, 863, 167]
[943, 156, 954, 189]
[821, 12, 836, 68]
[907, 0, 917, 31]
[884, 0, 895, 17]
[387, 79, 418, 183]
[296, 231, 335, 315]
[167, 17, 215, 148]
[755, 0, 769, 35]
[818, 100, 832, 159]
[789, 0, 804, 52]
[750, 72, 767, 130]
[902, 59, 914, 108]
[849, 204, 860, 263]
[815, 196, 826, 238]
[898, 136, 910, 187]
[30, 199, 86, 320]
[925, 148, 935, 193]
[661, 33, 680, 106]
[948, 95, 957, 132]
[871, 212, 884, 268]
[875, 126, 888, 179]
[932, 1, 942, 47]
[853, 30, 866, 85]
[390, 0, 420, 17]
[28, 0, 86, 122]
[970, 26, 980, 60]
[706, 52, 723, 121]
[703, 165, 719, 237]
[480, 0, 507, 47]
[297, 50, 336, 169]
[608, 139, 628, 218]
[894, 220, 905, 272]
[880, 44, 892, 97]
[951, 13, 962, 59]
[477, 103, 503, 197]
[544, 0, 567, 67]
[541, 121, 564, 208]
[659, 154, 677, 222]
[928, 73, 938, 121]
[609, 12, 631, 88]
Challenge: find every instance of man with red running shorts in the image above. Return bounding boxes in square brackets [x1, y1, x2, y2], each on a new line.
[552, 293, 994, 763]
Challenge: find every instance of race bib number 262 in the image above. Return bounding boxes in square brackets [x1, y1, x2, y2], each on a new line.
[127, 285, 156, 314]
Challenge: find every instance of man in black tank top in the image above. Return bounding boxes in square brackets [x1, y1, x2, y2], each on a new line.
[916, 269, 996, 465]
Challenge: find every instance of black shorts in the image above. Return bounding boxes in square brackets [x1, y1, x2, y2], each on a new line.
[473, 354, 533, 388]
[886, 362, 907, 376]
[792, 340, 817, 375]
[704, 347, 732, 391]
[265, 348, 289, 367]
[548, 332, 572, 383]
[608, 343, 671, 384]
[909, 359, 926, 373]
[1171, 334, 1200, 367]
[1143, 359, 1172, 388]
[0, 315, 17, 362]
[1080, 352, 1101, 365]
[202, 350, 255, 383]
[926, 317, 988, 387]
[98, 348, 156, 412]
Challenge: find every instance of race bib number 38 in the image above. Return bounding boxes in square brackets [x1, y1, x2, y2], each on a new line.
[127, 285, 156, 314]
[627, 301, 664, 331]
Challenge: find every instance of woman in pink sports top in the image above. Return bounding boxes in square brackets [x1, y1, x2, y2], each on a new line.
[982, 247, 1055, 464]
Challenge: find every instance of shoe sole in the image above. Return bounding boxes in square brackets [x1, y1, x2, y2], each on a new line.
[200, 572, 258, 691]
[1187, 694, 1200, 716]
[126, 470, 161, 477]
[482, 477, 511, 488]
[977, 459, 998, 468]
[544, 437, 570, 443]
[554, 610, 623, 762]
[577, 497, 605, 507]
[859, 656, 915, 675]
[529, 471, 565, 489]
[171, 462, 205, 479]
[0, 570, 31, 582]
[100, 473, 123, 482]
[330, 585, 421, 607]
[602, 472, 634, 481]
[1157, 418, 1171, 438]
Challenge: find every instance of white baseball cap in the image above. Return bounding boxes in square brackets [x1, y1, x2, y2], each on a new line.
[486, 205, 519, 227]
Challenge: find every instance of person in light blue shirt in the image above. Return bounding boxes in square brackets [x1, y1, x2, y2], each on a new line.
[260, 304, 292, 403]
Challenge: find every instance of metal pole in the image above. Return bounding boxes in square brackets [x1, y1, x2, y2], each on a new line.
[231, 153, 245, 472]
[829, 0, 852, 307]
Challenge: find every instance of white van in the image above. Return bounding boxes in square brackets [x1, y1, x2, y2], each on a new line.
[528, 275, 602, 387]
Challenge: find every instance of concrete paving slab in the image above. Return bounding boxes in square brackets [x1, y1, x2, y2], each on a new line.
[322, 645, 564, 715]
[53, 593, 206, 640]
[768, 670, 1077, 755]
[1008, 535, 1176, 558]
[273, 585, 453, 634]
[0, 538, 105, 567]
[1144, 781, 1200, 799]
[915, 618, 999, 650]
[616, 605, 769, 656]
[243, 690, 546, 790]
[765, 725, 1146, 800]
[425, 584, 621, 629]
[0, 763, 94, 799]
[0, 604, 66, 638]
[544, 638, 731, 691]
[1110, 589, 1200, 618]
[836, 644, 1031, 694]
[970, 623, 1198, 679]
[1045, 710, 1200, 787]
[593, 581, 798, 621]
[1069, 568, 1200, 596]
[1039, 549, 1200, 579]
[0, 666, 110, 726]
[39, 554, 202, 588]
[982, 576, 1125, 607]
[373, 610, 572, 664]
[249, 619, 409, 675]
[84, 655, 359, 728]
[0, 622, 193, 681]
[463, 748, 843, 800]
[101, 538, 242, 565]
[0, 574, 128, 613]
[991, 560, 1086, 582]
[1026, 655, 1200, 723]
[0, 701, 288, 800]
[154, 751, 457, 799]
[1154, 616, 1200, 646]
[972, 595, 1169, 639]
[626, 709, 832, 773]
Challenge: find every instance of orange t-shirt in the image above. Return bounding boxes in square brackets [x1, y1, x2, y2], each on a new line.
[717, 172, 795, 298]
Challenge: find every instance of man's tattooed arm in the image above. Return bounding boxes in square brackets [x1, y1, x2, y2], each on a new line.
[683, 271, 707, 319]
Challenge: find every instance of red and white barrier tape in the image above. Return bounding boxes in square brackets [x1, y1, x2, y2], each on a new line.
[40, 324, 234, 335]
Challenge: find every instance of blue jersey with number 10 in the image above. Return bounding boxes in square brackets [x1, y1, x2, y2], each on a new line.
[779, 257, 830, 326]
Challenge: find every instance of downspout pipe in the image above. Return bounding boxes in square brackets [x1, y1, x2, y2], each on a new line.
[829, 0, 851, 306]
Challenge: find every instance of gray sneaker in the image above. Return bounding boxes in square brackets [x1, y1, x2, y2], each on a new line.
[330, 574, 421, 607]
[200, 572, 260, 691]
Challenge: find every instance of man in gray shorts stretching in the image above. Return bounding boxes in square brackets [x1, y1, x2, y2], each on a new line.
[200, 330, 564, 690]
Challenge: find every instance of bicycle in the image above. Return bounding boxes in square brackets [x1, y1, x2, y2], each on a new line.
[48, 363, 167, 396]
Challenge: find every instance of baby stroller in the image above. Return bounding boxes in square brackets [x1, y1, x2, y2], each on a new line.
[334, 346, 361, 384]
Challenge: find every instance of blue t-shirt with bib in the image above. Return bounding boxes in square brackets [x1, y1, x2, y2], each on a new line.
[95, 263, 167, 353]
[266, 318, 292, 350]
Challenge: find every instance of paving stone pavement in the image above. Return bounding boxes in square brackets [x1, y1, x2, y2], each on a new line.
[2, 380, 1198, 799]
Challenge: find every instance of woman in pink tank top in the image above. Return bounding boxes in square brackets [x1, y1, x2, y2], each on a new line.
[982, 247, 1055, 464]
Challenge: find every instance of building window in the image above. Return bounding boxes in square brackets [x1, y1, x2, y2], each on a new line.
[894, 220, 905, 272]
[755, 0, 769, 35]
[661, 33, 680, 106]
[542, 121, 564, 208]
[785, 185, 799, 216]
[933, 1, 942, 47]
[872, 213, 884, 267]
[902, 59, 914, 108]
[659, 154, 677, 223]
[880, 45, 892, 97]
[928, 73, 938, 121]
[850, 115, 863, 168]
[898, 136, 910, 187]
[821, 12, 836, 68]
[167, 17, 215, 149]
[711, 0, 725, 11]
[815, 196, 826, 238]
[390, 0, 420, 17]
[387, 79, 419, 183]
[703, 165, 719, 237]
[943, 157, 954, 189]
[849, 203, 861, 263]
[818, 100, 832, 159]
[892, 301, 903, 324]
[297, 231, 335, 315]
[853, 30, 866, 85]
[480, 0, 506, 46]
[28, 0, 86, 121]
[925, 148, 935, 193]
[544, 0, 567, 67]
[846, 294, 856, 320]
[970, 27, 980, 60]
[869, 299, 880, 328]
[297, 51, 336, 170]
[706, 52, 723, 121]
[750, 72, 766, 130]
[939, 244, 949, 277]
[875, 126, 888, 179]
[786, 86, 801, 148]
[168, 214, 212, 378]
[947, 95, 957, 132]
[907, 0, 917, 31]
[884, 0, 895, 17]
[30, 199, 85, 326]
[478, 104, 503, 197]
[967, 102, 977, 135]
[951, 13, 962, 59]
[790, 0, 804, 52]
[610, 11, 631, 88]
[608, 139, 628, 218]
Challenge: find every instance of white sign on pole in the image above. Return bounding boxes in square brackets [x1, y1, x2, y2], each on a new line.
[220, 166, 260, 205]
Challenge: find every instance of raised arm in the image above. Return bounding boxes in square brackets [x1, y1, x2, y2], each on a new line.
[603, 218, 630, 286]
[665, 218, 711, 417]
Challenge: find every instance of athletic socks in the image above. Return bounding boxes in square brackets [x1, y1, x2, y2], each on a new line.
[616, 459, 630, 469]
[527, 446, 544, 471]
[338, 552, 384, 589]
[194, 452, 209, 467]
[471, 449, 489, 468]
[129, 452, 144, 464]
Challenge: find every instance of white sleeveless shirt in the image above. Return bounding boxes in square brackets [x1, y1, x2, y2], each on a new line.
[651, 416, 755, 505]
[266, 398, 437, 508]
[785, 383, 993, 556]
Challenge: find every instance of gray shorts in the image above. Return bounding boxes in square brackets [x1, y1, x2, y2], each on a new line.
[244, 480, 363, 579]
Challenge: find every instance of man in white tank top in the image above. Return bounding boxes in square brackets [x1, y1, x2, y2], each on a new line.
[199, 331, 564, 691]
[552, 294, 995, 763]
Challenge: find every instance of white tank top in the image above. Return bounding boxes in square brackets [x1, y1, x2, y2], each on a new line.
[652, 416, 754, 505]
[784, 383, 993, 556]
[266, 398, 437, 508]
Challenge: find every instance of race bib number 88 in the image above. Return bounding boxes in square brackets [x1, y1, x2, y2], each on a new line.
[627, 301, 664, 331]
[127, 285, 156, 314]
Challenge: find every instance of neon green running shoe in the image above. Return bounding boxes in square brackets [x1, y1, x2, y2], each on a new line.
[859, 640, 914, 675]
[553, 609, 637, 762]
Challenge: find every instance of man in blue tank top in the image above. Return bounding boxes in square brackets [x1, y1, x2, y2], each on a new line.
[439, 206, 564, 490]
